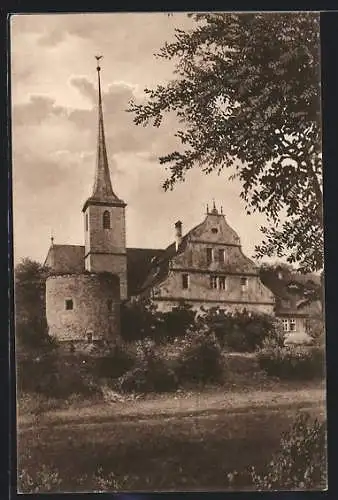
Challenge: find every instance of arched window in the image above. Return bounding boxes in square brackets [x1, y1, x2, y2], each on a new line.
[103, 210, 110, 229]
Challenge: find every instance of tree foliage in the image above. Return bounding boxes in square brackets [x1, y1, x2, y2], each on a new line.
[15, 258, 53, 352]
[129, 13, 322, 272]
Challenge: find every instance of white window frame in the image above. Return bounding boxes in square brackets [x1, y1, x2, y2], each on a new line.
[282, 318, 296, 332]
[240, 276, 248, 292]
[219, 276, 227, 290]
[282, 319, 289, 332]
[289, 318, 296, 332]
[206, 247, 214, 265]
[210, 275, 218, 289]
[219, 249, 225, 263]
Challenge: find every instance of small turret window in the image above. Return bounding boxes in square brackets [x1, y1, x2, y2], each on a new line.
[65, 299, 73, 310]
[103, 210, 111, 229]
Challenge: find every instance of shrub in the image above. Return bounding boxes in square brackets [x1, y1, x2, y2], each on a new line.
[118, 338, 179, 393]
[159, 301, 196, 342]
[17, 352, 101, 399]
[195, 307, 283, 352]
[306, 317, 325, 346]
[177, 330, 225, 385]
[92, 343, 137, 379]
[120, 297, 161, 341]
[250, 413, 327, 490]
[18, 465, 62, 493]
[257, 345, 325, 380]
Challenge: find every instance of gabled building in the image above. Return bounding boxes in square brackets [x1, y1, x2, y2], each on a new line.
[259, 265, 323, 344]
[44, 61, 322, 345]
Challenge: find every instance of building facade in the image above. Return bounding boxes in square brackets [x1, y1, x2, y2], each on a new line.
[44, 62, 321, 345]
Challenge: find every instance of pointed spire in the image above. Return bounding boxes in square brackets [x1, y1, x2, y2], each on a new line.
[91, 56, 121, 203]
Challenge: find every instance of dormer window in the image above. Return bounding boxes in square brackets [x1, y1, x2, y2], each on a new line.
[103, 210, 111, 229]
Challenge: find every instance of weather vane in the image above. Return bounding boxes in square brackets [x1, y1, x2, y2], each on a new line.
[95, 55, 103, 71]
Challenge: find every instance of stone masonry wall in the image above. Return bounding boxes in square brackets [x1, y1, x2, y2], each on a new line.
[46, 273, 121, 342]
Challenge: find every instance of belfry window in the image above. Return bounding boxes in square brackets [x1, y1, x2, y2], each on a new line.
[103, 210, 111, 229]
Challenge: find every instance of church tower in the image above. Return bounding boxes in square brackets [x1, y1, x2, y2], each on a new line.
[82, 57, 127, 300]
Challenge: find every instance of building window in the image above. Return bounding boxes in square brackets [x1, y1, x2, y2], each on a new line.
[289, 319, 296, 332]
[210, 275, 218, 289]
[85, 213, 88, 231]
[282, 318, 296, 332]
[103, 210, 111, 229]
[211, 227, 218, 234]
[107, 299, 113, 312]
[206, 247, 213, 265]
[87, 332, 93, 343]
[219, 249, 225, 263]
[182, 273, 189, 289]
[65, 299, 73, 310]
[219, 276, 227, 290]
[240, 277, 248, 291]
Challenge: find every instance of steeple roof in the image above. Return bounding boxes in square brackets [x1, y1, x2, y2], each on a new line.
[83, 56, 125, 211]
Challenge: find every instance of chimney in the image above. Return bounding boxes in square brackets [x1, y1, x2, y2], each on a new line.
[175, 220, 182, 251]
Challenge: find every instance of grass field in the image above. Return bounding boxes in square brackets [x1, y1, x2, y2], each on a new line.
[17, 380, 326, 492]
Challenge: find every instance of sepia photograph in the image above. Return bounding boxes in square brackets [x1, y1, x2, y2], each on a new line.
[11, 11, 326, 493]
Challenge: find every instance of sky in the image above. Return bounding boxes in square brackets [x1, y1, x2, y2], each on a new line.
[11, 12, 274, 265]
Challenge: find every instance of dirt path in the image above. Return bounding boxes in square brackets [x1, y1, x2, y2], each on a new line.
[18, 385, 326, 430]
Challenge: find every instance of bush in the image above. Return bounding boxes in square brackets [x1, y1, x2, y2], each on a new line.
[177, 330, 225, 385]
[118, 338, 179, 393]
[18, 465, 62, 493]
[250, 413, 327, 490]
[257, 345, 325, 380]
[17, 353, 101, 399]
[93, 343, 137, 379]
[195, 308, 283, 352]
[306, 317, 325, 346]
[120, 298, 161, 342]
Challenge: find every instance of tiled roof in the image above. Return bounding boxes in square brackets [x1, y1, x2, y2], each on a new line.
[44, 244, 85, 274]
[259, 267, 322, 316]
[126, 247, 166, 296]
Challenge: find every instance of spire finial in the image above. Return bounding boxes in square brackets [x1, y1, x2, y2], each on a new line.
[206, 203, 209, 214]
[50, 230, 54, 246]
[221, 205, 223, 214]
[211, 199, 218, 214]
